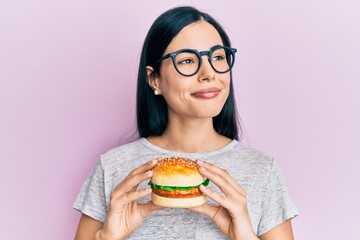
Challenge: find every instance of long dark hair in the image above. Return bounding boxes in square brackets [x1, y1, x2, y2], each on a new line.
[136, 6, 242, 140]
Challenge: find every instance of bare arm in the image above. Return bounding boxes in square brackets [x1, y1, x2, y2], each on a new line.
[259, 219, 294, 240]
[74, 214, 103, 240]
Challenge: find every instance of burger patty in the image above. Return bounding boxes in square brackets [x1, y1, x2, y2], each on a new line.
[152, 187, 202, 198]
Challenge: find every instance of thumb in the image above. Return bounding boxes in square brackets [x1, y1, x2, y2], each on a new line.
[139, 201, 165, 218]
[188, 203, 219, 220]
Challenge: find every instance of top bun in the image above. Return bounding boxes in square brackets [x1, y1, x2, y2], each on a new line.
[152, 157, 204, 187]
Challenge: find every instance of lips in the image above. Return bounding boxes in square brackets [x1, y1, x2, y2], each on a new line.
[191, 87, 221, 99]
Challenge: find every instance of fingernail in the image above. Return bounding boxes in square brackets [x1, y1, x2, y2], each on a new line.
[146, 170, 153, 176]
[197, 160, 204, 165]
[199, 166, 206, 172]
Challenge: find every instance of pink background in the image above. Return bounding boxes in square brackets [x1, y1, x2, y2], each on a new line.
[1, 0, 359, 239]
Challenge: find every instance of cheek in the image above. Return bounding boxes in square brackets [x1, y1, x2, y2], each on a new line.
[221, 74, 231, 91]
[160, 81, 192, 103]
[159, 68, 193, 93]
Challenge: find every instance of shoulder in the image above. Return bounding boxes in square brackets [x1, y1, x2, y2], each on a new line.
[99, 139, 147, 168]
[101, 139, 143, 157]
[220, 142, 279, 184]
[228, 142, 275, 168]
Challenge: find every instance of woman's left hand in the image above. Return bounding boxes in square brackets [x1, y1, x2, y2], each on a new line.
[189, 160, 259, 240]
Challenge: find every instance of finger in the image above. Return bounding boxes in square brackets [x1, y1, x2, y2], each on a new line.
[188, 203, 219, 220]
[113, 169, 153, 196]
[197, 165, 238, 197]
[127, 158, 160, 179]
[197, 160, 236, 185]
[117, 187, 152, 204]
[113, 158, 159, 193]
[198, 185, 230, 208]
[197, 160, 245, 195]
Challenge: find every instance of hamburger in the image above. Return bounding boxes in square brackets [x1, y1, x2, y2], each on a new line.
[148, 157, 209, 208]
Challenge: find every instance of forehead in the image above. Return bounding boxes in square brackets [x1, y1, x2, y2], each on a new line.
[164, 21, 223, 53]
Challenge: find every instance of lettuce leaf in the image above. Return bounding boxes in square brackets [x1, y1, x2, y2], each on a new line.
[148, 178, 210, 192]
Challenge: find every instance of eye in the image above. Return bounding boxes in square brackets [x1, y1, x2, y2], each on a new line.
[212, 54, 225, 61]
[178, 58, 195, 64]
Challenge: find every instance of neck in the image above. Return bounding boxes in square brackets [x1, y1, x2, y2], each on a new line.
[147, 116, 232, 153]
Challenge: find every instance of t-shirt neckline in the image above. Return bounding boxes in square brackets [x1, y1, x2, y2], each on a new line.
[140, 137, 238, 159]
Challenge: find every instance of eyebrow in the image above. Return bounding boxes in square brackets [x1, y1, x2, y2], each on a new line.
[174, 44, 223, 53]
[209, 44, 223, 51]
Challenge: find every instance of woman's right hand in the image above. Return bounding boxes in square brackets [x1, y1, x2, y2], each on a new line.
[96, 158, 163, 240]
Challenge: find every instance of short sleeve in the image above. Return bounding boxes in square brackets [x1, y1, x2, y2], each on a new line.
[257, 160, 299, 236]
[73, 160, 107, 223]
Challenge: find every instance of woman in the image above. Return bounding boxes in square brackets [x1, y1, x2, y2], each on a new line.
[74, 6, 298, 240]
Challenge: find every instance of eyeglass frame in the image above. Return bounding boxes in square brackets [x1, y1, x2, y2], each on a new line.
[154, 45, 237, 77]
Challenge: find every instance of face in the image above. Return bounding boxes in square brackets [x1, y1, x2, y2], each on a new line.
[149, 21, 231, 120]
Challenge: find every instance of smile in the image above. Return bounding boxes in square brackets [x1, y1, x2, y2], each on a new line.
[191, 88, 221, 99]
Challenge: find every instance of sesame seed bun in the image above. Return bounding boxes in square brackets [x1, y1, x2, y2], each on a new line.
[152, 157, 204, 186]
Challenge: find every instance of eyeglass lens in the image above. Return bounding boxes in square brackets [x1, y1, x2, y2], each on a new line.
[174, 47, 234, 76]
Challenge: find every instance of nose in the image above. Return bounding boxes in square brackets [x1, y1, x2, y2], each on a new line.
[198, 55, 215, 82]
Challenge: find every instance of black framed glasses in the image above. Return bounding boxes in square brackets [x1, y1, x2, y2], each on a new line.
[155, 45, 237, 77]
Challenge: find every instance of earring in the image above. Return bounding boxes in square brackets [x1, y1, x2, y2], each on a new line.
[154, 90, 160, 95]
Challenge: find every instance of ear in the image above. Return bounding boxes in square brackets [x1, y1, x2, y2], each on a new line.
[146, 66, 161, 93]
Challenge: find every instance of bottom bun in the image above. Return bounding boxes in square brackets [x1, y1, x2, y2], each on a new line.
[151, 193, 206, 208]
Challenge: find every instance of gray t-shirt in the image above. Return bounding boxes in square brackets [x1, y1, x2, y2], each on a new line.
[73, 138, 298, 239]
